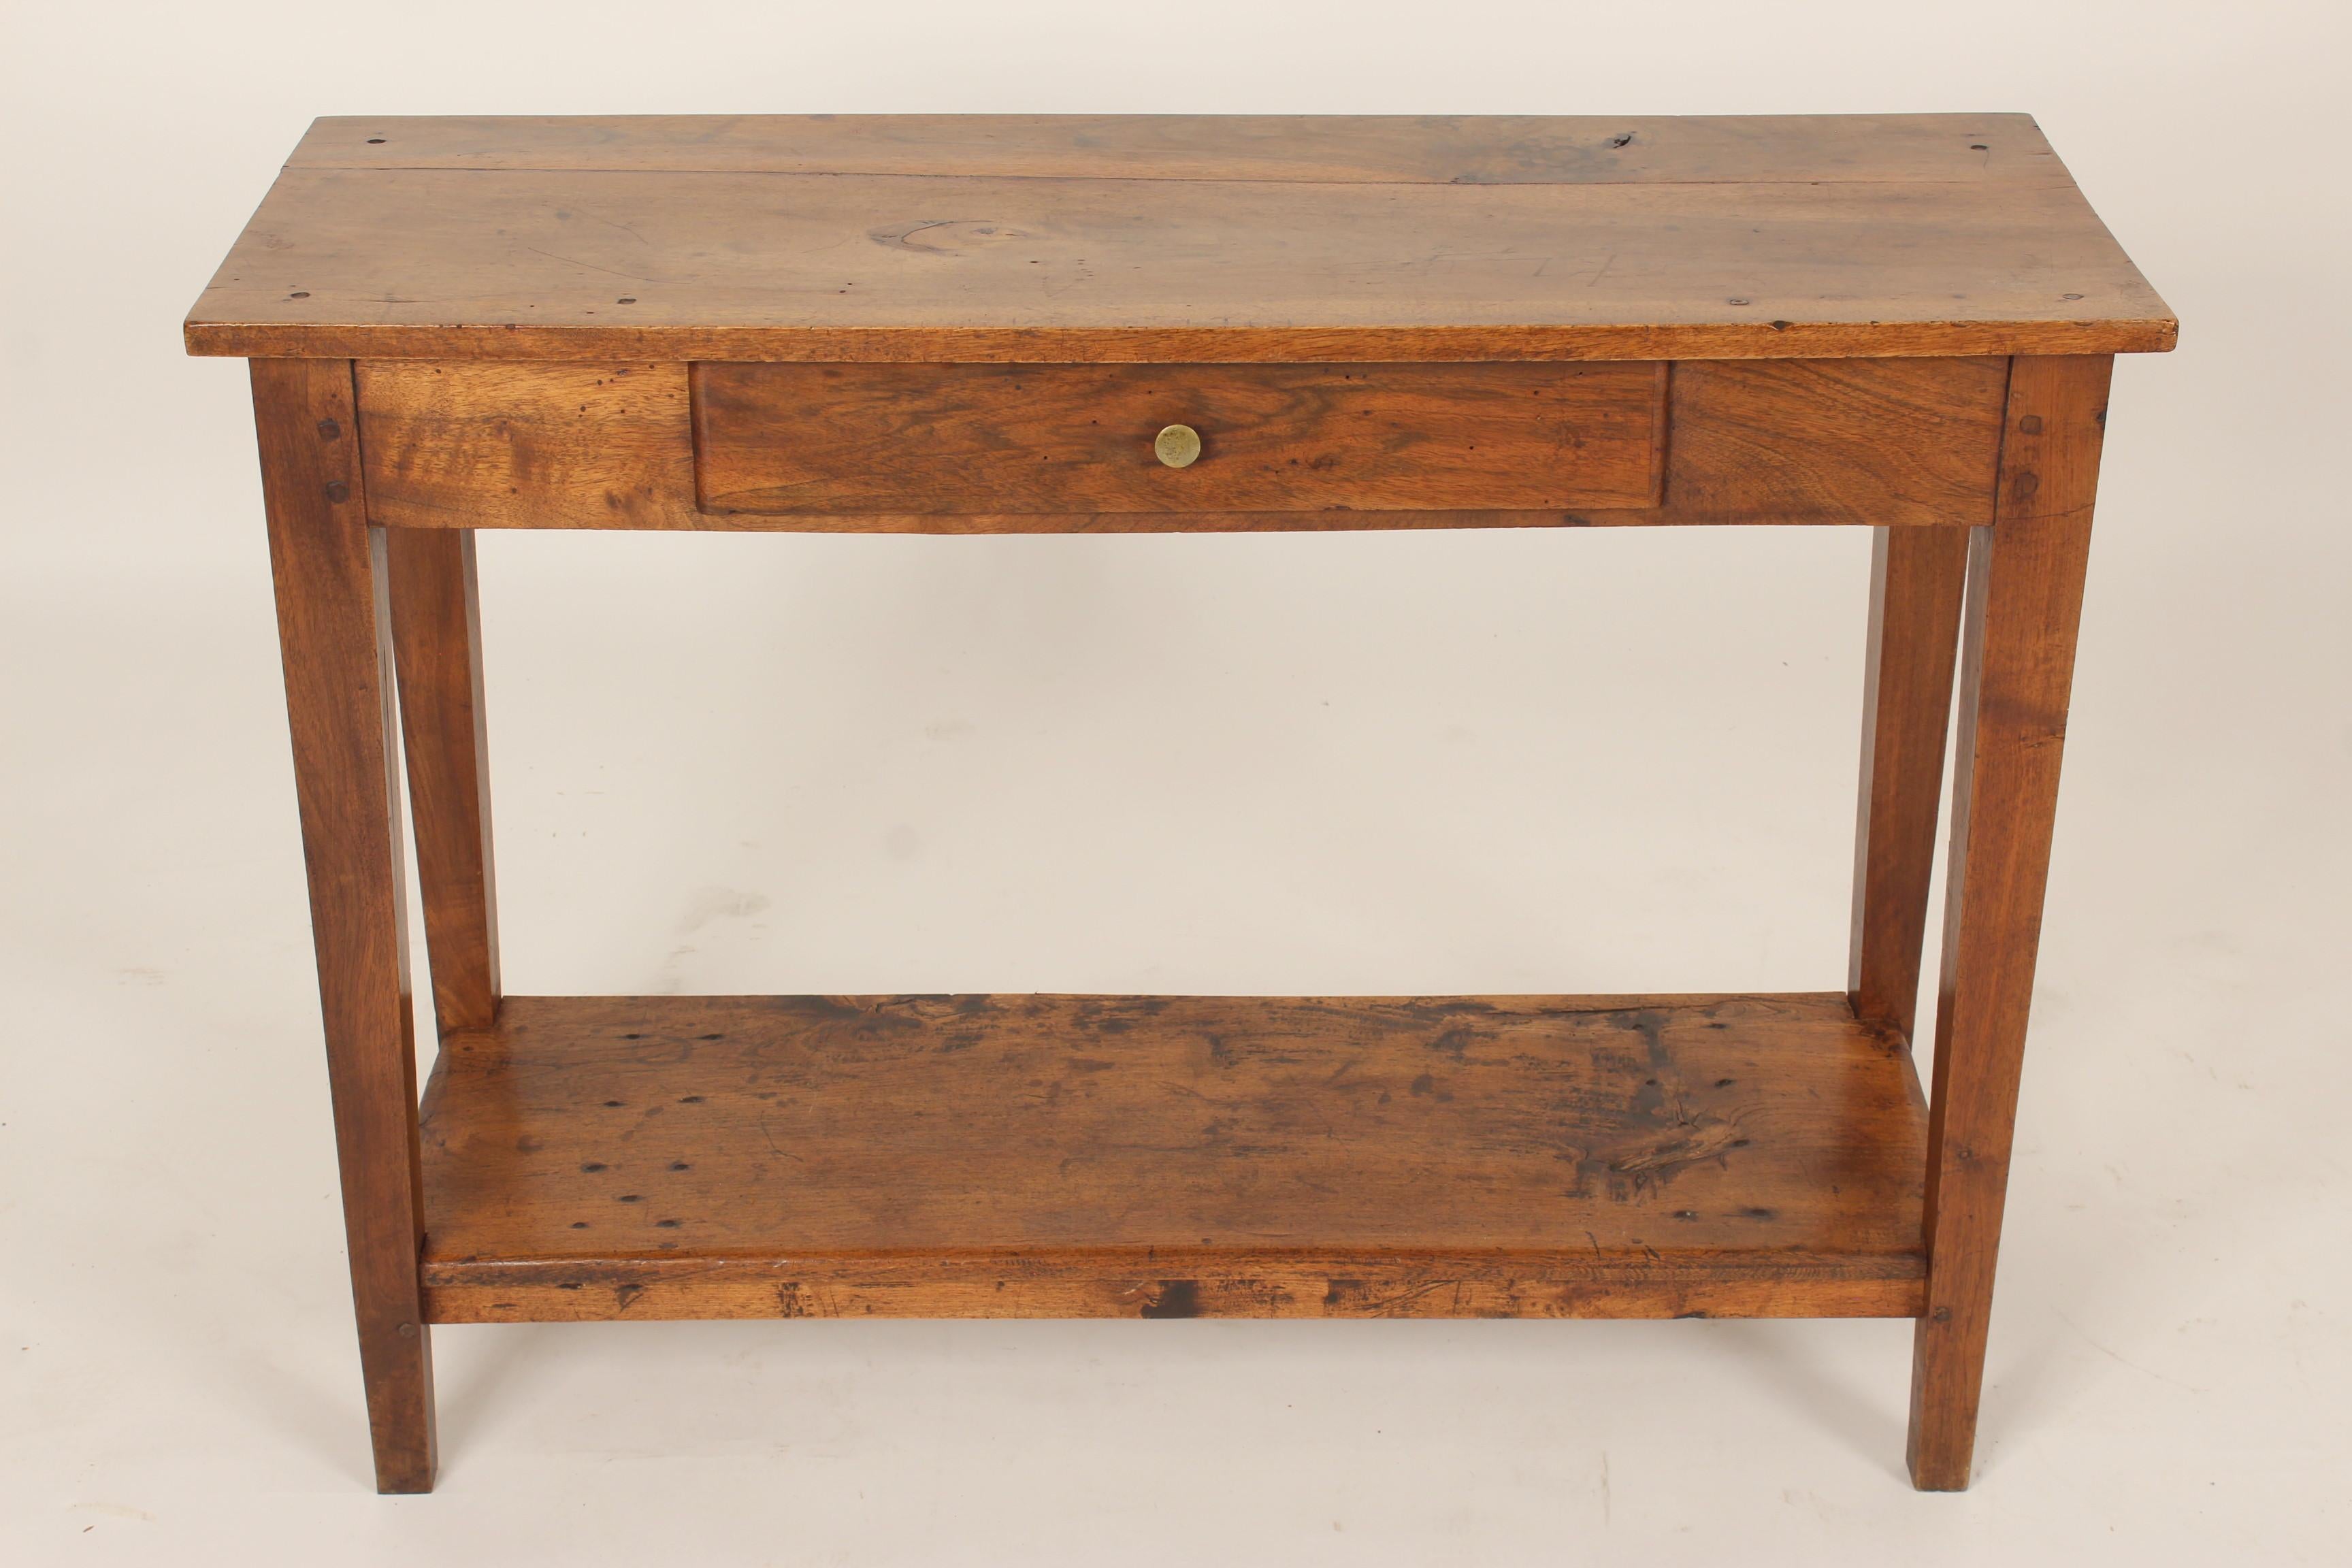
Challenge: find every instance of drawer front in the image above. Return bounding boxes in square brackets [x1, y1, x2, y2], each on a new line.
[690, 361, 1667, 515]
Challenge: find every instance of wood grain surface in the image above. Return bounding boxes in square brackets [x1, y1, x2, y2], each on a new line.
[692, 361, 1666, 514]
[1906, 355, 2111, 1490]
[416, 992, 1928, 1322]
[186, 116, 2174, 362]
[286, 112, 2081, 184]
[252, 359, 436, 1493]
[357, 356, 2004, 532]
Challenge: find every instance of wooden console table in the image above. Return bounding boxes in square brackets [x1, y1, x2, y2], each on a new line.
[186, 114, 2174, 1492]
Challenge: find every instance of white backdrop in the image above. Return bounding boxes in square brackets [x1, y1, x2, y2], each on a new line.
[3, 3, 2347, 1563]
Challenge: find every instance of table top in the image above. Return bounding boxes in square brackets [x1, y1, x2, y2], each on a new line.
[184, 114, 2174, 363]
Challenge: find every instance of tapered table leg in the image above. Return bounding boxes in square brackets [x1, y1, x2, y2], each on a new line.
[1850, 524, 1972, 1043]
[387, 529, 501, 1038]
[1907, 355, 2112, 1490]
[252, 359, 437, 1493]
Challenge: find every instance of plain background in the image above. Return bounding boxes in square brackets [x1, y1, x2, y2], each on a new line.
[3, 1, 2347, 1562]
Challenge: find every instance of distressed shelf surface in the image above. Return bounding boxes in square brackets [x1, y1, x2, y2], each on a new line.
[419, 992, 1929, 1322]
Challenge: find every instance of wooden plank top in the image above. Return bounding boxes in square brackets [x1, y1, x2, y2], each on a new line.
[186, 114, 2174, 363]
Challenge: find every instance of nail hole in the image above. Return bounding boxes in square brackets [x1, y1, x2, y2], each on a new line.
[1970, 143, 1988, 151]
[616, 296, 637, 304]
[2061, 292, 2084, 301]
[581, 1162, 606, 1172]
[680, 1095, 705, 1104]
[289, 291, 310, 299]
[603, 1100, 623, 1107]
[617, 1194, 642, 1203]
[669, 1161, 690, 1171]
[366, 137, 387, 144]
[570, 1221, 589, 1229]
[656, 1218, 681, 1228]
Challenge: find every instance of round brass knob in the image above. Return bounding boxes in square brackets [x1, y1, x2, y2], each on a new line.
[1154, 423, 1203, 469]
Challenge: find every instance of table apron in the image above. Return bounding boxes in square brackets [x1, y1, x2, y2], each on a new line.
[352, 356, 2009, 532]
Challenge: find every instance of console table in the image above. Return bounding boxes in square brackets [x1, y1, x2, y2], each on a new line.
[185, 113, 2174, 1492]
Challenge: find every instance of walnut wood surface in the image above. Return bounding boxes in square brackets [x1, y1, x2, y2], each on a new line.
[252, 360, 436, 1493]
[386, 529, 500, 1036]
[1849, 525, 1973, 1040]
[186, 116, 2174, 362]
[357, 356, 2003, 532]
[285, 112, 2080, 184]
[1906, 355, 2111, 1490]
[416, 993, 1927, 1322]
[693, 361, 1665, 514]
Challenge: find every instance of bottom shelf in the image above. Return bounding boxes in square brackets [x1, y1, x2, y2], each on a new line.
[419, 992, 1927, 1322]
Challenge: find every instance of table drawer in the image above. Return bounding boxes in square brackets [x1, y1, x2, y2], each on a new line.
[689, 361, 1667, 515]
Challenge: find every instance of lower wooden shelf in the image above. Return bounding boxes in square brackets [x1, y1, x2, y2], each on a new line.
[418, 992, 1928, 1323]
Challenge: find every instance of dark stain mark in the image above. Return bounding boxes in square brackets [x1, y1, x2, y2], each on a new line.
[680, 1095, 705, 1104]
[614, 1285, 642, 1311]
[1430, 1026, 1475, 1060]
[603, 1100, 624, 1108]
[668, 1161, 690, 1171]
[2019, 414, 2044, 436]
[569, 1222, 589, 1230]
[1141, 1281, 1203, 1318]
[868, 218, 1030, 255]
[1714, 1078, 1735, 1088]
[621, 1033, 642, 1040]
[698, 1033, 725, 1041]
[1410, 1073, 1436, 1096]
[1324, 1279, 1362, 1307]
[1740, 1207, 1778, 1220]
[581, 1162, 606, 1173]
[2010, 472, 2041, 503]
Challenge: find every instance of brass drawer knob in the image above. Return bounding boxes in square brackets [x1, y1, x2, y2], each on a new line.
[1154, 423, 1203, 468]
